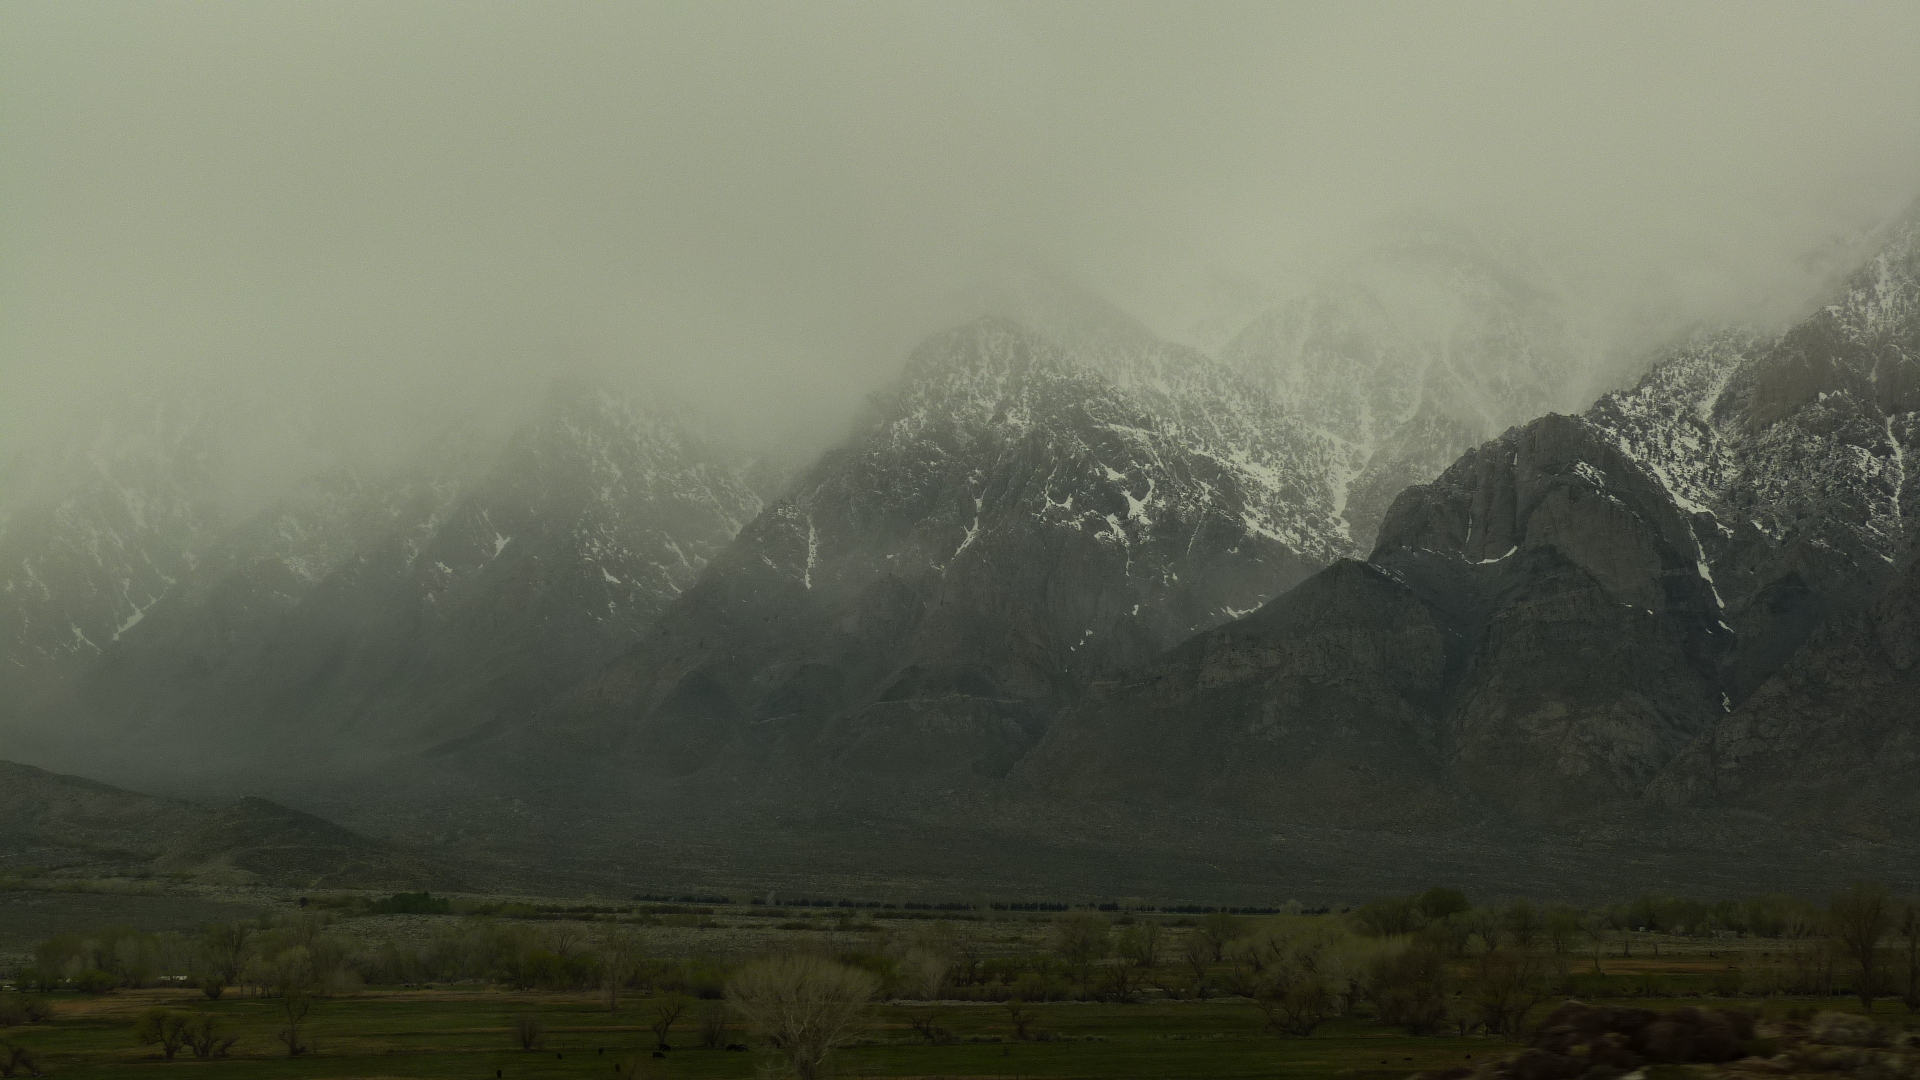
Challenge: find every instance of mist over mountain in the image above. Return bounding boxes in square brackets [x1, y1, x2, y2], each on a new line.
[1022, 197, 1920, 854]
[2, 381, 780, 782]
[5, 3, 1920, 904]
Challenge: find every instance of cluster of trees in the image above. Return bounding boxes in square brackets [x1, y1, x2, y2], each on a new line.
[13, 882, 1920, 1069]
[21, 913, 359, 1000]
[1350, 883, 1920, 1024]
[13, 912, 729, 1003]
[0, 993, 52, 1077]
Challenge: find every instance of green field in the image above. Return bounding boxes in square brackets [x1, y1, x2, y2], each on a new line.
[7, 976, 1912, 1076]
[6, 986, 1523, 1080]
[10, 987, 1913, 1080]
[7, 884, 1917, 1079]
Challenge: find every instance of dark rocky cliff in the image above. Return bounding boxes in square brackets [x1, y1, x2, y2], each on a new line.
[1021, 199, 1920, 841]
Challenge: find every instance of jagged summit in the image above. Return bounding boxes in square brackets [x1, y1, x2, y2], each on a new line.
[524, 312, 1350, 788]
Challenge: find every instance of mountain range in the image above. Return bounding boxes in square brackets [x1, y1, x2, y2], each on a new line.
[4, 210, 1915, 901]
[1026, 202, 1919, 846]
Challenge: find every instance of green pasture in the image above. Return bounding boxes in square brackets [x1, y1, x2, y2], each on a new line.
[3, 987, 1520, 1080]
[5, 975, 1911, 1078]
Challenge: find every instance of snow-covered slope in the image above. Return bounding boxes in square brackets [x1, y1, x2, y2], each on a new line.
[0, 399, 229, 681]
[1023, 196, 1920, 830]
[1221, 231, 1608, 548]
[83, 380, 768, 773]
[531, 313, 1356, 784]
[1, 381, 769, 782]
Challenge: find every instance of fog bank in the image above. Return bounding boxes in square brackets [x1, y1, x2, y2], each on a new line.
[3, 1, 1917, 469]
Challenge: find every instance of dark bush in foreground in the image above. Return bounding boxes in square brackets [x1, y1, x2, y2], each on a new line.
[1414, 1001, 1760, 1079]
[369, 892, 452, 915]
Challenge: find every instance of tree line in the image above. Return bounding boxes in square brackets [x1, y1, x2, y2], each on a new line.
[8, 882, 1919, 1076]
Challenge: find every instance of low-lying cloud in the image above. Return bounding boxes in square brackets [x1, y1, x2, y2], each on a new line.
[3, 0, 1917, 470]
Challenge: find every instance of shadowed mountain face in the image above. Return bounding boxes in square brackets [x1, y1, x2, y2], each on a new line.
[1024, 201, 1920, 841]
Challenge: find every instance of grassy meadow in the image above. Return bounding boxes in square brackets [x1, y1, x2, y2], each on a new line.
[5, 885, 1918, 1079]
[0, 986, 1544, 1079]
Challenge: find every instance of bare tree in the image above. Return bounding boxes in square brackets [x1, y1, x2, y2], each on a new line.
[1505, 900, 1541, 951]
[1467, 908, 1504, 954]
[1899, 902, 1920, 1013]
[952, 928, 985, 988]
[0, 1040, 40, 1079]
[1180, 930, 1213, 997]
[897, 947, 951, 1001]
[1582, 913, 1612, 975]
[134, 1007, 194, 1059]
[1003, 997, 1033, 1040]
[184, 1014, 239, 1059]
[601, 928, 646, 1015]
[1466, 947, 1556, 1036]
[1197, 913, 1250, 961]
[1252, 972, 1334, 1036]
[696, 1003, 731, 1049]
[1830, 882, 1893, 1013]
[195, 922, 253, 1001]
[511, 1013, 545, 1051]
[1116, 922, 1162, 969]
[546, 923, 587, 958]
[726, 954, 878, 1080]
[1050, 913, 1109, 987]
[275, 992, 312, 1057]
[1543, 905, 1583, 957]
[1368, 944, 1451, 1035]
[648, 992, 690, 1049]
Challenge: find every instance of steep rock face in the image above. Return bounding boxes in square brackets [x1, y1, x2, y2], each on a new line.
[72, 383, 766, 773]
[539, 317, 1352, 783]
[1221, 232, 1604, 548]
[1647, 560, 1920, 835]
[1638, 209, 1920, 829]
[1026, 412, 1736, 821]
[1025, 199, 1920, 829]
[1370, 414, 1736, 817]
[1011, 559, 1457, 825]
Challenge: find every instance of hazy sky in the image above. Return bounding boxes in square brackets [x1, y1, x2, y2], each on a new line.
[4, 1, 1918, 465]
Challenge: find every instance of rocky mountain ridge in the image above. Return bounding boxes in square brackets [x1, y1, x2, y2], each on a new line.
[9, 204, 1916, 897]
[527, 316, 1350, 785]
[1021, 197, 1920, 841]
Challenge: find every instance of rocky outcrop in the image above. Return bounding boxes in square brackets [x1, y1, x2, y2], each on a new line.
[1417, 1006, 1920, 1080]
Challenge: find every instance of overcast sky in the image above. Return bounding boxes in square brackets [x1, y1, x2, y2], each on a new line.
[4, 1, 1918, 466]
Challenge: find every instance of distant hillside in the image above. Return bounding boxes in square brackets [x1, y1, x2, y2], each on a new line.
[0, 759, 475, 891]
